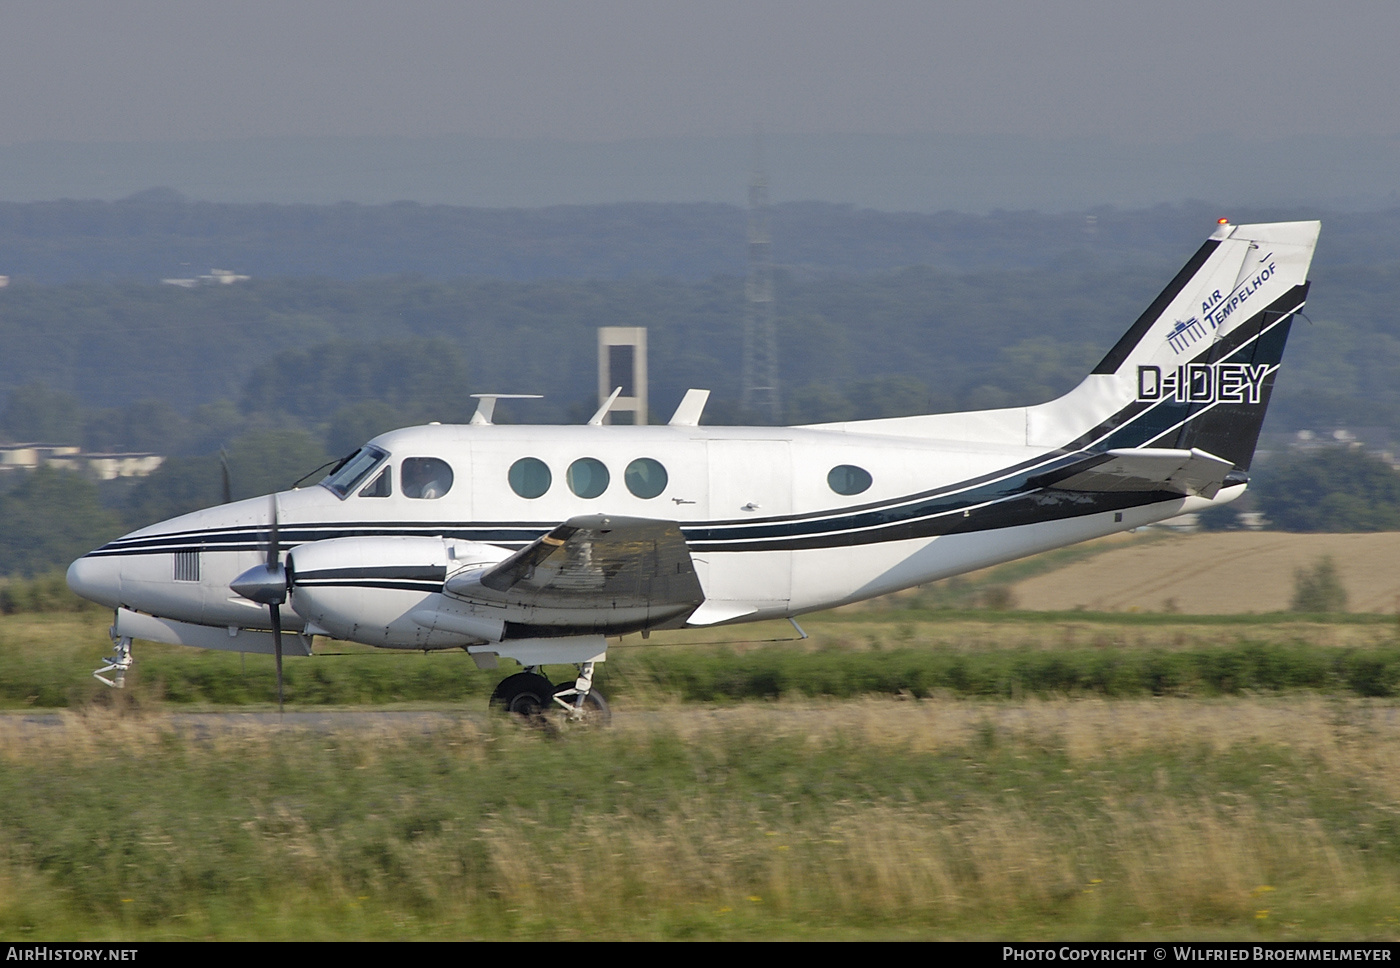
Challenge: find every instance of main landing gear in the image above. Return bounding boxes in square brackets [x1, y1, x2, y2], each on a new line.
[489, 661, 610, 727]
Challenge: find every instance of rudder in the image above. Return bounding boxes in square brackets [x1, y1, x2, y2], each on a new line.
[1049, 220, 1319, 471]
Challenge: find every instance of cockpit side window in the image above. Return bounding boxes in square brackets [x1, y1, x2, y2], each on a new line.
[358, 466, 392, 498]
[402, 457, 454, 499]
[321, 445, 389, 499]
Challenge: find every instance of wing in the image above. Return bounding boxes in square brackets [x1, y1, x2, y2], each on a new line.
[445, 514, 704, 613]
[1031, 447, 1237, 498]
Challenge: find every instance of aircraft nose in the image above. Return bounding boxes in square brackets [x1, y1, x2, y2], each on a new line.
[66, 554, 122, 609]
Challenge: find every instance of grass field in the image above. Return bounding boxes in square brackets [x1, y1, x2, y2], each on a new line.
[3, 697, 1400, 940]
[2, 603, 1400, 939]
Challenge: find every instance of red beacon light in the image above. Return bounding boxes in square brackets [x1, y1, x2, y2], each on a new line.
[1217, 217, 1230, 225]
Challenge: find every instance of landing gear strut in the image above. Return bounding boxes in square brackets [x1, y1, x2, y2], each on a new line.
[489, 663, 610, 726]
[93, 630, 132, 688]
[552, 660, 610, 725]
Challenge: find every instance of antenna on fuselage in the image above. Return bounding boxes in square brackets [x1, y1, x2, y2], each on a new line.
[589, 387, 623, 426]
[470, 393, 543, 426]
[668, 388, 711, 427]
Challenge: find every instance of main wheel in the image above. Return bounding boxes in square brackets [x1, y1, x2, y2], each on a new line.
[489, 672, 555, 723]
[553, 682, 612, 727]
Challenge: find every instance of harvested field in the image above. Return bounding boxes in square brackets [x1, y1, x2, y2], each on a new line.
[1005, 531, 1400, 614]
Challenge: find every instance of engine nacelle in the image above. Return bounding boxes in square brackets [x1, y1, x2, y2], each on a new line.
[289, 535, 510, 649]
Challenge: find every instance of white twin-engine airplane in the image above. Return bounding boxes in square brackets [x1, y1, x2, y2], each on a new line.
[68, 219, 1320, 719]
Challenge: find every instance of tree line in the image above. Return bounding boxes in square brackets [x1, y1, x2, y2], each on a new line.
[1, 257, 1390, 436]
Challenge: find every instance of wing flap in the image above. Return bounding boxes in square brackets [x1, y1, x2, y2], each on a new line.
[1035, 447, 1236, 498]
[450, 514, 705, 612]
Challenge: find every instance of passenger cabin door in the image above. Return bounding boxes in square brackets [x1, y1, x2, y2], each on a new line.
[702, 439, 792, 608]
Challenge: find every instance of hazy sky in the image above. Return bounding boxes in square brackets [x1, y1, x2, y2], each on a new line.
[4, 0, 1399, 147]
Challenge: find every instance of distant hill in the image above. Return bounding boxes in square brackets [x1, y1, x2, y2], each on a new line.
[3, 132, 1399, 213]
[0, 195, 1394, 284]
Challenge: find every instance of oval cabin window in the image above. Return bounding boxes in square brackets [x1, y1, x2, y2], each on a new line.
[827, 464, 872, 496]
[401, 457, 454, 499]
[624, 458, 668, 499]
[567, 458, 610, 498]
[508, 457, 551, 499]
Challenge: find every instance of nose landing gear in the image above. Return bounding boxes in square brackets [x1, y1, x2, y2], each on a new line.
[551, 660, 610, 725]
[93, 631, 133, 688]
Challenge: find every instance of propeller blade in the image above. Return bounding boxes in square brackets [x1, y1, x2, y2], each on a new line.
[268, 493, 285, 712]
[270, 602, 284, 713]
[266, 493, 281, 571]
[219, 449, 232, 505]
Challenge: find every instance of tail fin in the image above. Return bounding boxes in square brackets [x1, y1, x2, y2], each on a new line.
[1031, 220, 1320, 471]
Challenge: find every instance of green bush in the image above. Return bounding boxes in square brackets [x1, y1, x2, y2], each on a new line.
[1291, 556, 1349, 613]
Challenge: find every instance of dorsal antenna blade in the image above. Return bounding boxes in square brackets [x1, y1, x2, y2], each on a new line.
[470, 393, 543, 426]
[589, 387, 623, 426]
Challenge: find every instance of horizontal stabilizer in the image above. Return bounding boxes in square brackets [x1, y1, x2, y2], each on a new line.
[1034, 447, 1236, 499]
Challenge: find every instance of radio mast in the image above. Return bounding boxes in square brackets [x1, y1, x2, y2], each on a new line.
[740, 135, 780, 423]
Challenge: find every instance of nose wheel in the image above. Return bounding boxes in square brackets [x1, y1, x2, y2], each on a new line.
[552, 681, 610, 725]
[93, 631, 133, 688]
[551, 660, 610, 726]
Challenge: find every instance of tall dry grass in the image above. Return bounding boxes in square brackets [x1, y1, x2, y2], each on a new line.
[2, 698, 1397, 938]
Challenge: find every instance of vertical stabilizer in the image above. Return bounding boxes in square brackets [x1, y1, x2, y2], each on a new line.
[1028, 220, 1319, 470]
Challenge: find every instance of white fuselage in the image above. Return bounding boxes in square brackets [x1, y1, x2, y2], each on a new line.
[70, 419, 1221, 647]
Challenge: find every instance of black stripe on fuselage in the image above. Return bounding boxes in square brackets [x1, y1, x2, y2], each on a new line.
[293, 563, 449, 594]
[88, 524, 544, 557]
[75, 476, 1191, 560]
[294, 580, 447, 593]
[294, 565, 447, 584]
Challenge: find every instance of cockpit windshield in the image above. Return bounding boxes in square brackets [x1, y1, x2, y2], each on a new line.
[320, 445, 389, 499]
